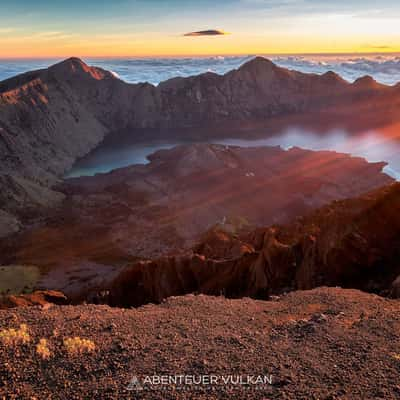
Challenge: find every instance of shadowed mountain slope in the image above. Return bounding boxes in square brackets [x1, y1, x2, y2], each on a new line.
[1, 57, 400, 235]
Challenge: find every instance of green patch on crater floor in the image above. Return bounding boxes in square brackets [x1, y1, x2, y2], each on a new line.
[0, 265, 41, 295]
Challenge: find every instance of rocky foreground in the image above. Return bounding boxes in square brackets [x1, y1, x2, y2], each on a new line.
[1, 287, 400, 399]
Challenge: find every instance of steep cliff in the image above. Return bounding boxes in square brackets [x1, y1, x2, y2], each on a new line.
[107, 182, 400, 307]
[0, 59, 115, 231]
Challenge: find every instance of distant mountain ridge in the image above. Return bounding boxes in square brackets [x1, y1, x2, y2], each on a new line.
[0, 56, 399, 236]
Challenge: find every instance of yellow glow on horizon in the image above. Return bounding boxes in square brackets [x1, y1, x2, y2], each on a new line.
[1, 35, 399, 58]
[0, 13, 399, 58]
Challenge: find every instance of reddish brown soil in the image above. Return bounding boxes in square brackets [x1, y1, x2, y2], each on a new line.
[1, 287, 400, 399]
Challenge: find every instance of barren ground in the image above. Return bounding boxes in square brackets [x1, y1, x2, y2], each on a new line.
[1, 287, 400, 399]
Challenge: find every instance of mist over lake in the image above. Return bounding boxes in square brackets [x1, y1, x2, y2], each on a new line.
[67, 126, 400, 180]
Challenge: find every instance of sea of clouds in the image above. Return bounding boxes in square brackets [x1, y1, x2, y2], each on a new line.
[1, 54, 400, 85]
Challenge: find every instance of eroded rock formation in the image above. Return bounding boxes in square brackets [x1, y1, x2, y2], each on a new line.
[107, 183, 400, 307]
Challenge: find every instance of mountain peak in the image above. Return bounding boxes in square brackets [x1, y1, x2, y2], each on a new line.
[321, 70, 346, 84]
[239, 56, 276, 72]
[52, 57, 89, 71]
[353, 75, 380, 88]
[62, 57, 86, 64]
[48, 57, 114, 80]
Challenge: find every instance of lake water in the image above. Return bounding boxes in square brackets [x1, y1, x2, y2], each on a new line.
[4, 55, 400, 181]
[67, 126, 400, 180]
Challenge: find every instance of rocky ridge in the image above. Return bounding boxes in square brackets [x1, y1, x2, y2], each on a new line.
[1, 57, 400, 235]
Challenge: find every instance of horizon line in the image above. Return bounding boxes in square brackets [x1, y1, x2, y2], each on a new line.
[1, 51, 400, 60]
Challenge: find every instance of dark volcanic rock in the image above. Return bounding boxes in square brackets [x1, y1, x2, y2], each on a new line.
[0, 143, 392, 301]
[60, 143, 392, 258]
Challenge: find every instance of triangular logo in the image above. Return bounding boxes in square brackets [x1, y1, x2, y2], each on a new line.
[126, 376, 143, 391]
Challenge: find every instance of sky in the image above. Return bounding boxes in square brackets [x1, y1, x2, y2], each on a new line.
[0, 0, 400, 58]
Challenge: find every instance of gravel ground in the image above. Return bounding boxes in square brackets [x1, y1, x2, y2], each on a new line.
[1, 287, 400, 399]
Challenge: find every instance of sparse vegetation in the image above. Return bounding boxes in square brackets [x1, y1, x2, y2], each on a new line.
[0, 323, 97, 360]
[0, 323, 30, 346]
[36, 338, 51, 360]
[390, 353, 400, 360]
[63, 337, 96, 354]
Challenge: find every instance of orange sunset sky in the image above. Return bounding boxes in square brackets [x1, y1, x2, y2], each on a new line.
[0, 0, 399, 58]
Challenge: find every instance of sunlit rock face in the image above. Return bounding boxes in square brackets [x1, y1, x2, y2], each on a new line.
[108, 182, 400, 308]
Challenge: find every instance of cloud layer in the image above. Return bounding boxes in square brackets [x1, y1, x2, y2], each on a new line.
[271, 55, 400, 86]
[2, 54, 400, 87]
